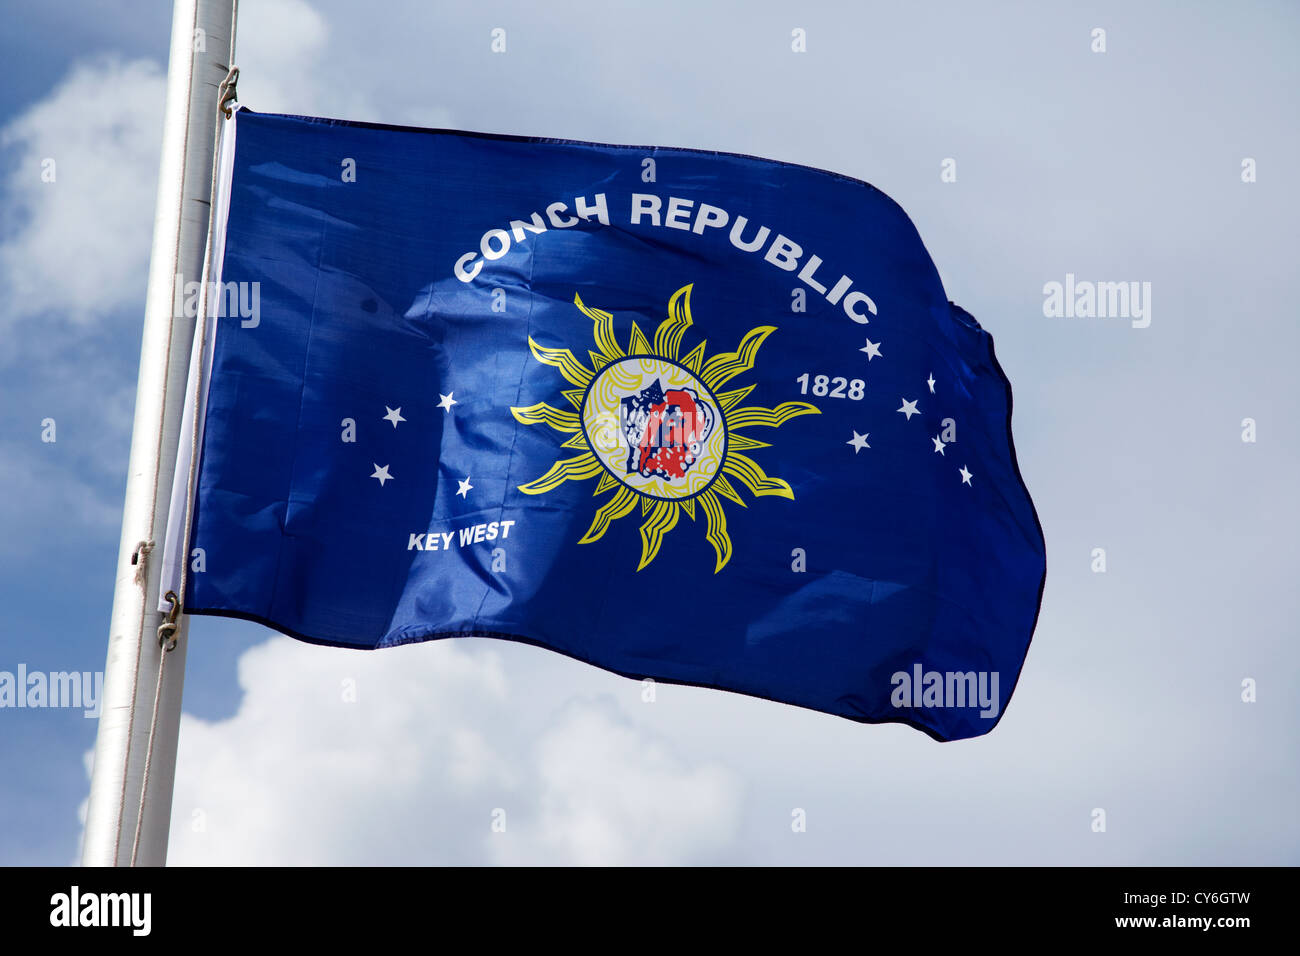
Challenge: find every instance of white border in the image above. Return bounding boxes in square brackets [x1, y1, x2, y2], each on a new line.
[159, 108, 239, 609]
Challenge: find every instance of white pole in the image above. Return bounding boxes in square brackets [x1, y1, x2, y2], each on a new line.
[82, 0, 237, 867]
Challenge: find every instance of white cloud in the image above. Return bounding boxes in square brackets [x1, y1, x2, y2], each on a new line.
[492, 698, 743, 865]
[0, 57, 164, 332]
[163, 634, 743, 865]
[0, 59, 166, 552]
[233, 0, 333, 116]
[233, 0, 452, 128]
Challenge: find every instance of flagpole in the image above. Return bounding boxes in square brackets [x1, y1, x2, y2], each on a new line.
[82, 0, 237, 867]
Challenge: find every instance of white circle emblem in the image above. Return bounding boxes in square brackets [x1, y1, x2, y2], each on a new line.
[581, 357, 727, 500]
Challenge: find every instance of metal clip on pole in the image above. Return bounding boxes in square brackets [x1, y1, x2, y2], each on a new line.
[157, 591, 181, 651]
[218, 65, 240, 117]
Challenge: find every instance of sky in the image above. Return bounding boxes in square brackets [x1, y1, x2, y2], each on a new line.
[0, 0, 1297, 865]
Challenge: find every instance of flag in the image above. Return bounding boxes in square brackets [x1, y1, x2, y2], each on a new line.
[164, 108, 1045, 741]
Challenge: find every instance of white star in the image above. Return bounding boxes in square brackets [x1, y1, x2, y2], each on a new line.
[959, 465, 973, 485]
[898, 398, 920, 420]
[932, 436, 946, 455]
[846, 431, 871, 453]
[927, 373, 936, 393]
[456, 476, 473, 498]
[371, 464, 394, 487]
[382, 406, 406, 428]
[859, 338, 882, 361]
[437, 392, 458, 413]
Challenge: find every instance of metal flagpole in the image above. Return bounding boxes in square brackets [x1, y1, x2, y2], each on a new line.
[82, 0, 237, 867]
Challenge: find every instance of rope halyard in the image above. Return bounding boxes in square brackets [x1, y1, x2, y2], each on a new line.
[131, 607, 174, 867]
[114, 536, 158, 862]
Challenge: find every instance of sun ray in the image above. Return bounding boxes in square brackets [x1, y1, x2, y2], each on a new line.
[728, 433, 772, 451]
[652, 283, 694, 360]
[528, 336, 593, 388]
[560, 433, 589, 449]
[518, 452, 604, 495]
[510, 402, 581, 432]
[723, 452, 795, 499]
[699, 489, 733, 572]
[680, 340, 707, 373]
[561, 388, 585, 410]
[595, 472, 619, 494]
[574, 293, 624, 363]
[579, 485, 638, 543]
[638, 500, 680, 570]
[716, 383, 755, 412]
[701, 326, 776, 391]
[627, 321, 652, 356]
[711, 473, 747, 507]
[679, 496, 695, 521]
[726, 401, 820, 430]
[588, 350, 610, 372]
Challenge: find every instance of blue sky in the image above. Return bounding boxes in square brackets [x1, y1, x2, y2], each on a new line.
[1, 0, 1297, 865]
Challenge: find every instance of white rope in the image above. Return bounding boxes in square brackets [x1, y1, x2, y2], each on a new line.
[130, 639, 171, 866]
[113, 539, 157, 862]
[124, 0, 239, 866]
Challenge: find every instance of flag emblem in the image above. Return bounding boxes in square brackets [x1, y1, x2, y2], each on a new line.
[614, 373, 717, 485]
[512, 283, 819, 572]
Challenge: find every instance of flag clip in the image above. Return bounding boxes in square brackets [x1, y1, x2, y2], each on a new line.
[218, 66, 240, 118]
[157, 590, 181, 651]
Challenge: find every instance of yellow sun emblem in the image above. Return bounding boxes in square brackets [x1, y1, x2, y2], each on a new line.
[511, 284, 819, 572]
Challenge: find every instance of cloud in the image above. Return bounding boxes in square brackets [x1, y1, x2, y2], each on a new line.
[0, 57, 172, 555]
[491, 698, 743, 865]
[0, 57, 164, 333]
[233, 0, 333, 116]
[163, 634, 743, 865]
[233, 0, 453, 129]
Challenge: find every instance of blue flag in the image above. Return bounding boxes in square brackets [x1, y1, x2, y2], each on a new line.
[169, 108, 1045, 741]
